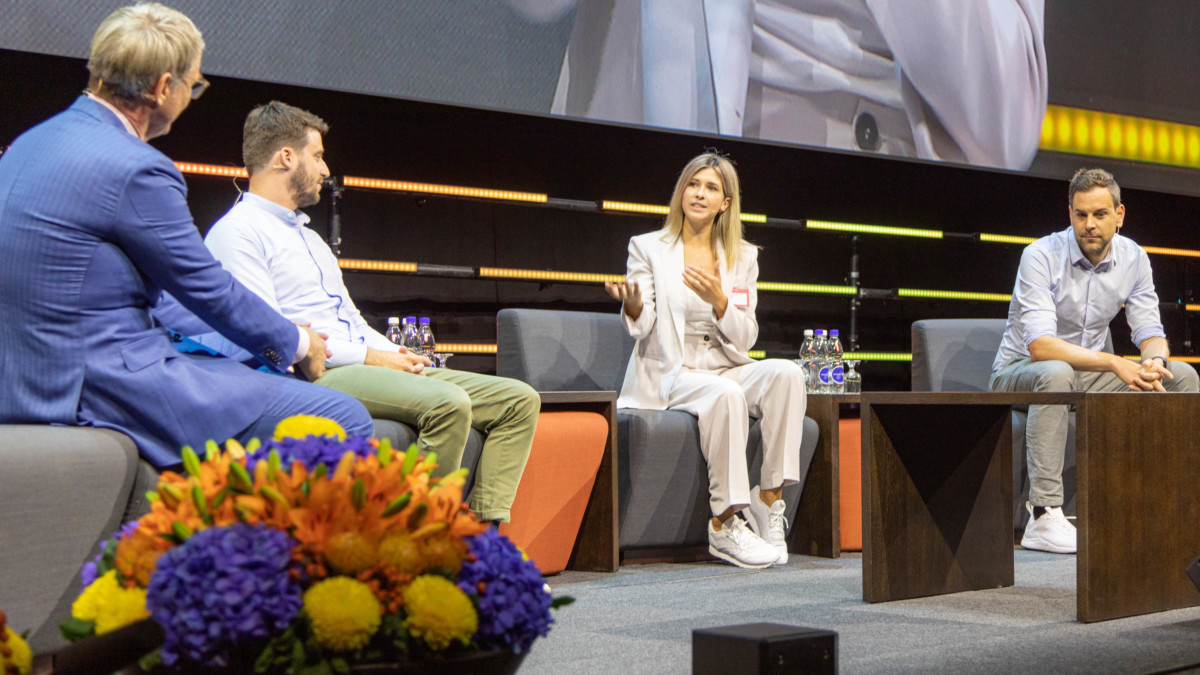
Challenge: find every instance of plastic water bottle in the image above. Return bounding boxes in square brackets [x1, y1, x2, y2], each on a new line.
[401, 316, 421, 352]
[813, 330, 831, 393]
[828, 329, 845, 394]
[384, 316, 402, 344]
[798, 329, 817, 394]
[418, 317, 436, 359]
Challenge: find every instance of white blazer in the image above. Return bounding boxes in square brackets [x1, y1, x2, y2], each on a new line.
[617, 231, 759, 410]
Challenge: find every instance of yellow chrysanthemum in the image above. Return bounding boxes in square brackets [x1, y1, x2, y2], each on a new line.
[378, 533, 425, 575]
[273, 415, 346, 441]
[0, 624, 32, 675]
[419, 535, 467, 574]
[324, 532, 379, 576]
[70, 570, 149, 634]
[402, 575, 477, 651]
[303, 577, 382, 652]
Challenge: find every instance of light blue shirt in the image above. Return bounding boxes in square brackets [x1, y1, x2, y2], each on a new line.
[993, 227, 1165, 371]
[205, 192, 399, 368]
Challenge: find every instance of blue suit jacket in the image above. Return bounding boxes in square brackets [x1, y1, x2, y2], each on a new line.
[0, 97, 302, 466]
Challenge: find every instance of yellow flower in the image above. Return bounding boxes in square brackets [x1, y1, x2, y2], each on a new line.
[378, 533, 425, 575]
[70, 570, 149, 634]
[1, 624, 32, 675]
[303, 577, 382, 652]
[273, 415, 346, 441]
[324, 532, 378, 576]
[402, 575, 477, 650]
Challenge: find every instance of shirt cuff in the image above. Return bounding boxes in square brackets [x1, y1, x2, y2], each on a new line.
[292, 325, 309, 365]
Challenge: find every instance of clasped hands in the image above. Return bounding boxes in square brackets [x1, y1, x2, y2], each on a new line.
[1116, 355, 1173, 392]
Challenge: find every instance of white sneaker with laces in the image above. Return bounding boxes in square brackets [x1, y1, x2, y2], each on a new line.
[708, 515, 779, 569]
[1021, 502, 1076, 554]
[745, 486, 788, 565]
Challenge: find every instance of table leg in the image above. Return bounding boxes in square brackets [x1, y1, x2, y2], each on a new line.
[790, 395, 840, 558]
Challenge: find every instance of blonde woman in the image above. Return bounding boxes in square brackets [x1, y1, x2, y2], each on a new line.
[605, 152, 807, 568]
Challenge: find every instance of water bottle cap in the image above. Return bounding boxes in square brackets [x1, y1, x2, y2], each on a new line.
[418, 317, 431, 325]
[387, 317, 399, 325]
[815, 329, 825, 336]
[405, 316, 417, 323]
[830, 329, 839, 336]
[804, 329, 813, 336]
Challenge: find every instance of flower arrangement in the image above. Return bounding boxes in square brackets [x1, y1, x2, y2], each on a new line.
[0, 611, 32, 675]
[61, 415, 569, 672]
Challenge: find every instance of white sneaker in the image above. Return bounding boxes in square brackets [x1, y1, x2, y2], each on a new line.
[708, 516, 779, 569]
[745, 486, 789, 565]
[1021, 502, 1076, 554]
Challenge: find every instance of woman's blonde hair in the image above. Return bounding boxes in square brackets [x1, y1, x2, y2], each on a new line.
[87, 3, 204, 105]
[661, 152, 746, 266]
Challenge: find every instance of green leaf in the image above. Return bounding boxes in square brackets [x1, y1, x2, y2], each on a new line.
[331, 657, 351, 675]
[205, 438, 220, 462]
[191, 484, 212, 525]
[246, 437, 262, 453]
[268, 449, 283, 482]
[377, 437, 393, 466]
[181, 445, 202, 478]
[59, 616, 95, 642]
[230, 461, 255, 493]
[171, 521, 193, 541]
[381, 492, 411, 518]
[551, 595, 576, 610]
[352, 478, 367, 512]
[313, 463, 328, 480]
[401, 443, 419, 477]
[137, 649, 163, 671]
[145, 490, 159, 502]
[211, 486, 231, 511]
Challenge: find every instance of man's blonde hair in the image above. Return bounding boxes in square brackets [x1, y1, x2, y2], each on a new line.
[86, 3, 204, 105]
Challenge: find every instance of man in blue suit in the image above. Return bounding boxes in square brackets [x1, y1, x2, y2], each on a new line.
[0, 3, 373, 467]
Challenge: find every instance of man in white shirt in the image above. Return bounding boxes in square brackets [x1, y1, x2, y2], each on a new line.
[202, 101, 539, 523]
[989, 168, 1198, 554]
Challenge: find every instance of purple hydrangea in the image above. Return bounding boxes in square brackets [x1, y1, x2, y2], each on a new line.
[145, 523, 302, 668]
[244, 434, 376, 473]
[81, 521, 140, 588]
[457, 528, 553, 653]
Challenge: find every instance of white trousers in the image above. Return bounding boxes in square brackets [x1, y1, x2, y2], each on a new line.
[667, 358, 808, 516]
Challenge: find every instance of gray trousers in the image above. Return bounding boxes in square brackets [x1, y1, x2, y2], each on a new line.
[989, 357, 1199, 507]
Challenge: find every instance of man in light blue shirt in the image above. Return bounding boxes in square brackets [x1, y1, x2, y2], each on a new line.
[990, 168, 1198, 554]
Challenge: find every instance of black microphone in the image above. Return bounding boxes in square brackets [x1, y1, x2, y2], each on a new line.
[324, 177, 343, 256]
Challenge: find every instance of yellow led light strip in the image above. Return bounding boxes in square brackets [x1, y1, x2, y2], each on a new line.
[756, 282, 857, 295]
[337, 259, 418, 273]
[479, 267, 625, 283]
[434, 343, 497, 354]
[1040, 105, 1200, 168]
[342, 176, 546, 203]
[806, 220, 942, 239]
[175, 162, 248, 178]
[749, 351, 912, 362]
[979, 233, 1037, 245]
[897, 288, 1012, 302]
[600, 201, 767, 223]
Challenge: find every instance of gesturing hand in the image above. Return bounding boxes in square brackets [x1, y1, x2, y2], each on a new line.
[682, 264, 727, 316]
[604, 279, 643, 320]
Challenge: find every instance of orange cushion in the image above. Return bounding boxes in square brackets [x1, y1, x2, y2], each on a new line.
[839, 419, 863, 552]
[499, 411, 608, 574]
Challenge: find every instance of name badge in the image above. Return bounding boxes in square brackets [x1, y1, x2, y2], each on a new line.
[731, 288, 750, 308]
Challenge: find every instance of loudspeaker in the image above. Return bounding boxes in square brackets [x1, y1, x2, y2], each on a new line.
[1188, 554, 1200, 592]
[692, 622, 837, 674]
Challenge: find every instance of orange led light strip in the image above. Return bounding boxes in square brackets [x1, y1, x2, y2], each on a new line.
[337, 259, 418, 273]
[343, 176, 546, 203]
[175, 162, 247, 178]
[434, 343, 497, 354]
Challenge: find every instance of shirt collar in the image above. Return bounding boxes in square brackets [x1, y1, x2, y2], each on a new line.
[1065, 227, 1117, 271]
[85, 92, 139, 137]
[240, 191, 310, 228]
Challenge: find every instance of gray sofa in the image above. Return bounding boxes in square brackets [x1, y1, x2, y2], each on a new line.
[910, 319, 1111, 530]
[0, 419, 477, 658]
[497, 308, 820, 557]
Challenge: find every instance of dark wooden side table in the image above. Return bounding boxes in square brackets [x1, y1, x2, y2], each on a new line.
[538, 391, 619, 572]
[790, 393, 859, 558]
[860, 391, 1200, 622]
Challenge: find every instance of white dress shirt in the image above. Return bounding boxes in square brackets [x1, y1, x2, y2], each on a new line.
[205, 192, 398, 368]
[993, 228, 1166, 370]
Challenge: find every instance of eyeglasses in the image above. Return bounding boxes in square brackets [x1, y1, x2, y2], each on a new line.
[180, 73, 210, 100]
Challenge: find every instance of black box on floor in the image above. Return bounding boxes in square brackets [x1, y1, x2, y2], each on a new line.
[692, 622, 837, 674]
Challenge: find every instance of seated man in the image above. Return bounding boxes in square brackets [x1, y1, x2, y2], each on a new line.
[0, 4, 372, 467]
[194, 101, 539, 523]
[989, 167, 1199, 554]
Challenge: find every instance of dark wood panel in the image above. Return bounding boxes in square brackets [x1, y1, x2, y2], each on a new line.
[790, 394, 841, 557]
[1077, 393, 1200, 622]
[863, 401, 1013, 602]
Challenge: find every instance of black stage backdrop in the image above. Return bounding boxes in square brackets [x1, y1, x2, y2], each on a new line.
[2, 48, 1198, 387]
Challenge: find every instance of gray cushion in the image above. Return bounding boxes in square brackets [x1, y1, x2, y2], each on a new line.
[0, 426, 140, 654]
[497, 308, 634, 392]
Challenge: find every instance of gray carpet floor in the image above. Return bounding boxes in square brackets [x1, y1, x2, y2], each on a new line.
[521, 550, 1200, 674]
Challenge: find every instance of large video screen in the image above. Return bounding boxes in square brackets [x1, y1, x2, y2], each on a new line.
[3, 1, 1198, 191]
